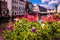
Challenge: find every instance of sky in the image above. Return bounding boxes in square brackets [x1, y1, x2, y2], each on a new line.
[29, 0, 42, 4]
[29, 0, 60, 9]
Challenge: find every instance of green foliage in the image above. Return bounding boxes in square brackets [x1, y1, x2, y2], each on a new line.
[3, 18, 60, 40]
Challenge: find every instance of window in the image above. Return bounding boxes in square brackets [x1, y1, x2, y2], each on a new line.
[15, 1, 16, 4]
[12, 11, 15, 16]
[19, 11, 20, 13]
[15, 6, 16, 9]
[12, 0, 18, 4]
[15, 11, 16, 15]
[15, 11, 17, 15]
[19, 2, 21, 4]
[19, 0, 23, 1]
[17, 6, 18, 10]
[12, 0, 14, 3]
[19, 7, 20, 10]
[12, 5, 14, 9]
[19, 2, 24, 5]
[2, 11, 3, 13]
[16, 6, 17, 10]
[16, 11, 18, 15]
[16, 1, 18, 4]
[5, 11, 7, 13]
[12, 12, 14, 15]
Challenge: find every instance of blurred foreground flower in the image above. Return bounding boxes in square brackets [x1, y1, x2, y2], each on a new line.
[14, 17, 20, 21]
[0, 28, 5, 33]
[41, 14, 60, 22]
[7, 25, 13, 30]
[32, 27, 36, 33]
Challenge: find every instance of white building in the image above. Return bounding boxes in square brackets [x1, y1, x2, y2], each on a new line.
[57, 4, 60, 13]
[47, 9, 56, 13]
[4, 0, 25, 17]
[33, 4, 40, 13]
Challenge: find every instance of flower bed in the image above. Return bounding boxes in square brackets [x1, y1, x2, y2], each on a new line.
[1, 14, 60, 40]
[41, 14, 60, 23]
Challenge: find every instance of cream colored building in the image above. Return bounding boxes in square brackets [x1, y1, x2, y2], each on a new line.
[4, 0, 25, 17]
[57, 4, 60, 13]
[33, 4, 40, 13]
[47, 9, 56, 13]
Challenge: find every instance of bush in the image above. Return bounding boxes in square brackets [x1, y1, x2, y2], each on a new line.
[3, 18, 60, 40]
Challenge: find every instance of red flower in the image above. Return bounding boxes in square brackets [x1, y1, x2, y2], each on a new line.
[21, 13, 38, 22]
[0, 28, 5, 33]
[41, 14, 60, 22]
[1, 30, 5, 33]
[55, 18, 59, 21]
[22, 15, 26, 18]
[28, 15, 37, 22]
[34, 17, 37, 22]
[41, 16, 48, 22]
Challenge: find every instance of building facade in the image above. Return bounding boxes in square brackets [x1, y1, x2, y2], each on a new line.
[57, 4, 60, 13]
[33, 4, 47, 13]
[0, 0, 9, 18]
[0, 0, 10, 23]
[29, 2, 33, 11]
[1, 0, 33, 17]
[4, 0, 25, 17]
[25, 1, 33, 12]
[47, 9, 56, 13]
[39, 6, 47, 12]
[33, 4, 40, 12]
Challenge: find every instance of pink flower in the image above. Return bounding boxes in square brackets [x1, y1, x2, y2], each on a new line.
[7, 25, 13, 30]
[0, 28, 5, 33]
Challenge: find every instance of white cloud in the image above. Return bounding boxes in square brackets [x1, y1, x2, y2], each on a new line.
[40, 4, 47, 7]
[42, 0, 50, 3]
[48, 0, 58, 5]
[41, 0, 60, 9]
[42, 0, 60, 5]
[30, 0, 60, 9]
[46, 6, 56, 9]
[40, 4, 56, 9]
